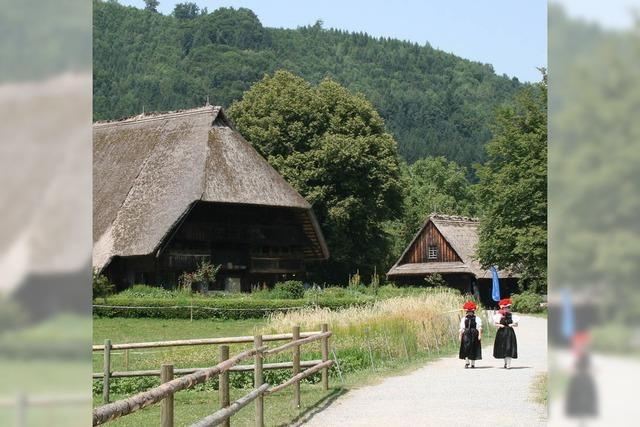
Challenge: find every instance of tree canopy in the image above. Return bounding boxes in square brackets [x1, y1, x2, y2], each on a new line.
[475, 75, 547, 291]
[386, 157, 477, 262]
[93, 0, 523, 169]
[229, 71, 404, 282]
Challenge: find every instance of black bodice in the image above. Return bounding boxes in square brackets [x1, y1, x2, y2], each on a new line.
[464, 314, 477, 329]
[500, 312, 513, 326]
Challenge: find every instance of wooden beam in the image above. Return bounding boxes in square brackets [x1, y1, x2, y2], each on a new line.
[266, 360, 333, 395]
[189, 384, 270, 427]
[92, 332, 321, 351]
[92, 346, 265, 426]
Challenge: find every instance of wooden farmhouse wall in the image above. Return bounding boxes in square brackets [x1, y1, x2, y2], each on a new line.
[401, 221, 461, 264]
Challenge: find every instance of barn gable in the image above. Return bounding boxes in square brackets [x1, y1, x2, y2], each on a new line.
[387, 213, 518, 279]
[400, 221, 462, 264]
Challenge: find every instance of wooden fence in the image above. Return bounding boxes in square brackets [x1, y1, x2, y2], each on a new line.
[92, 324, 332, 426]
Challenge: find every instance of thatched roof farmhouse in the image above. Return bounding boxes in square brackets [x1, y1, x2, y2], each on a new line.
[387, 214, 518, 303]
[93, 106, 328, 291]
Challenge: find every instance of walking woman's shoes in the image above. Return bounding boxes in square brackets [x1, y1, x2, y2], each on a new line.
[465, 363, 470, 369]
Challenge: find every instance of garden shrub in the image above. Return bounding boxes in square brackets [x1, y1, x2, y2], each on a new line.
[511, 291, 544, 313]
[93, 270, 115, 301]
[271, 281, 304, 299]
[346, 283, 367, 296]
[323, 287, 348, 298]
[93, 296, 369, 319]
[119, 284, 177, 299]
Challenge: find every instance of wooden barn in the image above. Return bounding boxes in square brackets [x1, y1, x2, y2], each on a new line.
[93, 106, 329, 292]
[386, 214, 518, 304]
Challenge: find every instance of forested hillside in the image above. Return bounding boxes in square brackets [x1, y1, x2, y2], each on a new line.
[93, 0, 524, 167]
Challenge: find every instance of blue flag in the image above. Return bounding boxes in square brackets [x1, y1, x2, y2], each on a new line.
[490, 266, 501, 302]
[561, 288, 575, 339]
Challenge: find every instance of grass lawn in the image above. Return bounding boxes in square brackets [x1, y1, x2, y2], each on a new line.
[93, 385, 342, 427]
[92, 293, 486, 427]
[93, 317, 265, 344]
[93, 318, 265, 372]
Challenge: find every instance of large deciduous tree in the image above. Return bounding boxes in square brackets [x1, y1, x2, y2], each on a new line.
[229, 70, 403, 283]
[384, 156, 476, 267]
[476, 75, 547, 292]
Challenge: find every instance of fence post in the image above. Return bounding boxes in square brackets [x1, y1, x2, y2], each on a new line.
[254, 334, 264, 427]
[321, 324, 329, 391]
[292, 325, 301, 408]
[219, 345, 230, 427]
[161, 364, 174, 427]
[103, 339, 112, 404]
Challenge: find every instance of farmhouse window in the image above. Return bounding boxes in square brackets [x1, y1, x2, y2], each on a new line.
[428, 245, 438, 260]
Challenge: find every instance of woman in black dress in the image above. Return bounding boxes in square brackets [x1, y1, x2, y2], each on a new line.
[493, 298, 519, 369]
[459, 301, 482, 368]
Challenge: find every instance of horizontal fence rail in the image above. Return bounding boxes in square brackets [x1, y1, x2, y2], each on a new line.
[263, 331, 331, 356]
[266, 360, 333, 395]
[93, 347, 264, 425]
[92, 331, 321, 351]
[92, 360, 324, 378]
[92, 325, 333, 427]
[189, 383, 270, 427]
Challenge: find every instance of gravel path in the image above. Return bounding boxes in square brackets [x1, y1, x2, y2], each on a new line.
[303, 314, 547, 427]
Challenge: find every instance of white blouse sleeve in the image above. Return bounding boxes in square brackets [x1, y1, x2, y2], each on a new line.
[475, 316, 482, 329]
[459, 316, 466, 332]
[493, 313, 503, 325]
[511, 314, 520, 325]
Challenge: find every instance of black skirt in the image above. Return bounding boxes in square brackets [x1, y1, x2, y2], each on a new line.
[493, 326, 518, 358]
[459, 328, 482, 360]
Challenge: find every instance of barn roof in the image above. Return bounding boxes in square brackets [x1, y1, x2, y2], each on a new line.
[387, 213, 518, 279]
[93, 106, 328, 270]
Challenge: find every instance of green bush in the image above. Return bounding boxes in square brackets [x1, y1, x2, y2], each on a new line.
[271, 281, 305, 299]
[93, 296, 369, 319]
[119, 284, 179, 299]
[424, 273, 447, 287]
[323, 287, 348, 298]
[346, 283, 367, 296]
[511, 291, 544, 313]
[93, 270, 115, 301]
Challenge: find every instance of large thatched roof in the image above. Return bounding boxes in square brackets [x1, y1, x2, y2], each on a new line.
[387, 214, 517, 279]
[93, 106, 328, 270]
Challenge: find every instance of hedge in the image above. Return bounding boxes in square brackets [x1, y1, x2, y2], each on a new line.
[93, 296, 372, 319]
[511, 291, 545, 313]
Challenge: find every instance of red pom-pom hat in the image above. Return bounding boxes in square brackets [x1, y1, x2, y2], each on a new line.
[463, 301, 477, 311]
[499, 298, 512, 308]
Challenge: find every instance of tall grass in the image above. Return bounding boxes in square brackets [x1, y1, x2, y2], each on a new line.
[263, 288, 491, 377]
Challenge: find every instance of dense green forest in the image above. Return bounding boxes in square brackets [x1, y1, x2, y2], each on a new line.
[93, 0, 524, 167]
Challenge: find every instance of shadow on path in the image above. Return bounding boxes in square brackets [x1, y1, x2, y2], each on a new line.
[286, 388, 347, 427]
